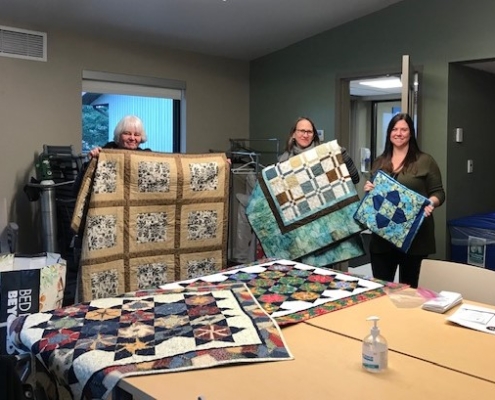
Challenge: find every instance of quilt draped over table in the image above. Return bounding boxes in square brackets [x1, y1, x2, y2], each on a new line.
[8, 284, 293, 400]
[71, 150, 230, 301]
[246, 141, 365, 266]
[353, 170, 430, 252]
[162, 259, 386, 325]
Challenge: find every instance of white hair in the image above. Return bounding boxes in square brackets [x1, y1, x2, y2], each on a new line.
[113, 115, 147, 143]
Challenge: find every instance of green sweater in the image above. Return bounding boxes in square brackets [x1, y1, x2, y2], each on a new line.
[370, 152, 445, 256]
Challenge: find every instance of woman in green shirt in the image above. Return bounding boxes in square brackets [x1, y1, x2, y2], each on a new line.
[363, 113, 445, 287]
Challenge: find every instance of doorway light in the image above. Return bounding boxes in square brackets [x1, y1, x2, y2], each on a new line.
[359, 77, 402, 89]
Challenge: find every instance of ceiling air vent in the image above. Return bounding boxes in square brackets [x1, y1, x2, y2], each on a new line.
[0, 25, 47, 62]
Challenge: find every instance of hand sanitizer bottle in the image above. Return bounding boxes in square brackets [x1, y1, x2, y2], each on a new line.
[362, 316, 388, 372]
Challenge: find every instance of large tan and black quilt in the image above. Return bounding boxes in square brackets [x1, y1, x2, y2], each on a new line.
[71, 150, 229, 301]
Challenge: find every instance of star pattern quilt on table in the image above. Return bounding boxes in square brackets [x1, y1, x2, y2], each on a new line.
[71, 149, 230, 301]
[353, 170, 431, 252]
[161, 259, 384, 325]
[246, 141, 364, 265]
[8, 284, 293, 400]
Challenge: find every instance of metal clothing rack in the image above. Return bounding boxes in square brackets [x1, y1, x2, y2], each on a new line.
[229, 138, 280, 166]
[227, 138, 280, 266]
[230, 151, 262, 174]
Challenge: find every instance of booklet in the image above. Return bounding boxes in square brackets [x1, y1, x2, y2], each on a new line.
[421, 291, 463, 313]
[447, 304, 495, 335]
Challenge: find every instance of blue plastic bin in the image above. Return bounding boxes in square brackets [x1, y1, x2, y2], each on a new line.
[448, 212, 495, 270]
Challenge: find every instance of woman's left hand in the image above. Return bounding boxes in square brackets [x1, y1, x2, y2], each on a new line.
[424, 204, 435, 217]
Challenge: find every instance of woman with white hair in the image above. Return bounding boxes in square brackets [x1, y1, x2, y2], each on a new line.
[87, 114, 150, 159]
[73, 115, 151, 195]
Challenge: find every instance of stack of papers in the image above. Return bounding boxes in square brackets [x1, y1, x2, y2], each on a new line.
[421, 291, 463, 313]
[447, 304, 495, 335]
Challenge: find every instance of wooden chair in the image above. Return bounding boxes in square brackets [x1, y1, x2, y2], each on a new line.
[419, 259, 495, 305]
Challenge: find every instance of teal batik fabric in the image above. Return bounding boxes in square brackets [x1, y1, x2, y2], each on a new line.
[353, 170, 431, 253]
[300, 234, 365, 267]
[246, 141, 365, 265]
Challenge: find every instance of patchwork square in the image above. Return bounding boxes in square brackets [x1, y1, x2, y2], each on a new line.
[353, 170, 431, 252]
[137, 160, 171, 192]
[130, 153, 178, 201]
[189, 162, 219, 191]
[180, 203, 225, 249]
[179, 250, 225, 279]
[83, 259, 126, 301]
[181, 156, 228, 200]
[129, 255, 176, 291]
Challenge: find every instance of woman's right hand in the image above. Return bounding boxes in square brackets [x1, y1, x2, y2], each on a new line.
[363, 180, 374, 192]
[89, 147, 102, 159]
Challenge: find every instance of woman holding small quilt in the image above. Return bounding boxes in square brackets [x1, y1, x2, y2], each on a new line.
[363, 113, 445, 288]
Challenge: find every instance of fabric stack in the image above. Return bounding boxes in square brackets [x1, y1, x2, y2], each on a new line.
[422, 291, 463, 313]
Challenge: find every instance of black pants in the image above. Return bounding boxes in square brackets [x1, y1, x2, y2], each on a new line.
[370, 251, 426, 288]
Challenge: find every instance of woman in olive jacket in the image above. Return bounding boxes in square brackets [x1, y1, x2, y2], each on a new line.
[363, 113, 445, 288]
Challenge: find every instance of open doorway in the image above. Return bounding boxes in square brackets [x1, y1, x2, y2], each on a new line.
[336, 73, 401, 196]
[335, 59, 420, 196]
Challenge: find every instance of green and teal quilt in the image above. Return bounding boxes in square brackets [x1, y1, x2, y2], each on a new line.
[246, 141, 364, 266]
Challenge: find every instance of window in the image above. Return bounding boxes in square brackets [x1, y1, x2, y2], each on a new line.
[81, 71, 186, 154]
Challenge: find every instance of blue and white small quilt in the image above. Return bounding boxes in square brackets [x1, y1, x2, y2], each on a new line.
[353, 170, 430, 252]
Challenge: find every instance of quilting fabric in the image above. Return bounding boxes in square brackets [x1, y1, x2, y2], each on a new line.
[353, 170, 431, 252]
[299, 234, 365, 267]
[161, 259, 386, 325]
[246, 141, 364, 265]
[71, 149, 230, 302]
[8, 284, 293, 400]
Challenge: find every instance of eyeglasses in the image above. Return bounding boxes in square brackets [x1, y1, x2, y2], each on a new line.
[295, 129, 314, 136]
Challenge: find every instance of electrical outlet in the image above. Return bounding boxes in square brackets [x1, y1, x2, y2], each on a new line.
[467, 159, 473, 173]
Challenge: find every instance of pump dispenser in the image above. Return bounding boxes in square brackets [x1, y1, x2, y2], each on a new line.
[362, 316, 388, 372]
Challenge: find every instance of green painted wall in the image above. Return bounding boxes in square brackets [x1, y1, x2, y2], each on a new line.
[250, 0, 495, 260]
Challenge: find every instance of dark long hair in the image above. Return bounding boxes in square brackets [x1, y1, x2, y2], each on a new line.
[284, 116, 321, 153]
[372, 113, 421, 174]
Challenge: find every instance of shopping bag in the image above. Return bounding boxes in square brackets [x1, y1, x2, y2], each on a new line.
[0, 252, 66, 354]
